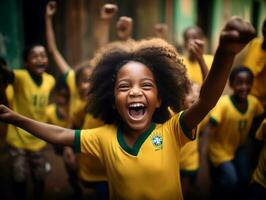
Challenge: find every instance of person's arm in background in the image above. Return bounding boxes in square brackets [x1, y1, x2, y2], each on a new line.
[94, 4, 118, 48]
[183, 17, 256, 130]
[188, 39, 209, 80]
[116, 16, 133, 41]
[45, 1, 71, 74]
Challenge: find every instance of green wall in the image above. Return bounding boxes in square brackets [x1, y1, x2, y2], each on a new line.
[0, 0, 23, 68]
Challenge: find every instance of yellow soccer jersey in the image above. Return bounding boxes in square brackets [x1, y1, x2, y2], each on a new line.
[180, 116, 209, 171]
[252, 119, 266, 189]
[6, 69, 55, 151]
[243, 38, 266, 106]
[183, 54, 213, 85]
[208, 95, 264, 166]
[46, 104, 69, 128]
[64, 69, 87, 125]
[74, 112, 196, 200]
[78, 113, 106, 182]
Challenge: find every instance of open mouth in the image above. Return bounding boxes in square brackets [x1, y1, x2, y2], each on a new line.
[128, 103, 146, 120]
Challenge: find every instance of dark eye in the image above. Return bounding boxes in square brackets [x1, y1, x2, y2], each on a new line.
[142, 82, 153, 90]
[118, 84, 130, 91]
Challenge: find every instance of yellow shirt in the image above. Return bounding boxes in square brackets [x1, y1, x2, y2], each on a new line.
[180, 115, 209, 171]
[6, 70, 55, 151]
[252, 119, 266, 189]
[78, 113, 106, 182]
[46, 104, 69, 128]
[208, 95, 264, 166]
[243, 38, 266, 107]
[183, 54, 213, 84]
[74, 112, 196, 200]
[65, 70, 87, 125]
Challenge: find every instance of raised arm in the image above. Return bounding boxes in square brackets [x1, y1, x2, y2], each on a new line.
[94, 4, 118, 48]
[0, 104, 74, 146]
[45, 1, 70, 74]
[183, 17, 256, 130]
[188, 39, 209, 79]
[116, 16, 133, 41]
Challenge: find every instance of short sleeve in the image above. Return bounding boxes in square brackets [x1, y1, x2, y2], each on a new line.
[74, 129, 102, 159]
[255, 119, 266, 141]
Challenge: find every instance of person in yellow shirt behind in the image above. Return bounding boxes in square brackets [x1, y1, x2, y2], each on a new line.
[1, 44, 55, 200]
[182, 26, 213, 85]
[248, 118, 266, 200]
[206, 66, 264, 200]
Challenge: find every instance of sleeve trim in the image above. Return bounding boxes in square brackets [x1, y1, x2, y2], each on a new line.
[179, 111, 197, 141]
[74, 130, 81, 153]
[62, 69, 70, 84]
[209, 117, 218, 126]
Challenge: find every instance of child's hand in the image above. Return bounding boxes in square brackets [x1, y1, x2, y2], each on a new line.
[100, 4, 118, 20]
[154, 23, 168, 39]
[219, 17, 256, 55]
[187, 39, 204, 61]
[46, 1, 57, 17]
[116, 16, 133, 40]
[0, 104, 15, 124]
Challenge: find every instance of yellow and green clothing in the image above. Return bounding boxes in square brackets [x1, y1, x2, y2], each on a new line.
[243, 38, 266, 107]
[183, 54, 213, 85]
[180, 115, 209, 171]
[6, 69, 55, 151]
[64, 69, 87, 125]
[46, 104, 69, 128]
[78, 113, 106, 182]
[74, 112, 196, 200]
[208, 95, 264, 166]
[252, 119, 266, 189]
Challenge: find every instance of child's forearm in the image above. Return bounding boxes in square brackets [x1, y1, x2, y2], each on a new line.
[200, 47, 235, 109]
[45, 15, 70, 74]
[14, 111, 74, 146]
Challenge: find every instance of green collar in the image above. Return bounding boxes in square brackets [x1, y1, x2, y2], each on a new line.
[117, 123, 156, 156]
[27, 70, 43, 86]
[229, 95, 248, 114]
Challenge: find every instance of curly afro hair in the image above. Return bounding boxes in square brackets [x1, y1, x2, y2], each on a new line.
[88, 38, 190, 125]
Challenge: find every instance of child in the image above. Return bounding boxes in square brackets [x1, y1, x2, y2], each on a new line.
[182, 26, 213, 84]
[248, 118, 266, 200]
[206, 66, 264, 200]
[1, 44, 55, 200]
[45, 1, 117, 125]
[242, 18, 266, 109]
[179, 82, 201, 198]
[0, 17, 256, 200]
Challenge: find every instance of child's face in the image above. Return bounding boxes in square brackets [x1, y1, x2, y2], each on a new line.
[55, 88, 69, 106]
[184, 83, 200, 109]
[230, 71, 252, 100]
[184, 28, 202, 50]
[25, 46, 48, 77]
[114, 61, 161, 133]
[77, 67, 93, 100]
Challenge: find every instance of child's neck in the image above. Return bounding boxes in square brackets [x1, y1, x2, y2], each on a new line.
[121, 124, 151, 148]
[231, 94, 248, 113]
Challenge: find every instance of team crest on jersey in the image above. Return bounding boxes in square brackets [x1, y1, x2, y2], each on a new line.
[151, 134, 163, 150]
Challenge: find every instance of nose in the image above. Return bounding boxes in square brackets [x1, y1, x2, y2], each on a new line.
[129, 88, 142, 97]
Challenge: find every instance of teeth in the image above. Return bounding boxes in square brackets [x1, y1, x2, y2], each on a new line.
[129, 103, 144, 108]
